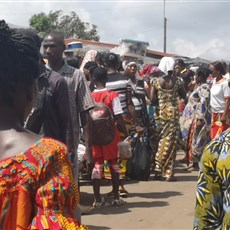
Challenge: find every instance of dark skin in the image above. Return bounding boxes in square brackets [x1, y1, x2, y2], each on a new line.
[125, 64, 148, 130]
[0, 87, 41, 162]
[43, 33, 94, 172]
[91, 78, 128, 202]
[93, 79, 128, 138]
[107, 65, 141, 130]
[149, 73, 187, 104]
[43, 34, 65, 72]
[106, 64, 140, 194]
[108, 64, 143, 133]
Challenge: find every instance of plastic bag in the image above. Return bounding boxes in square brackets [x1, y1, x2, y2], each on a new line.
[117, 136, 132, 160]
[77, 143, 86, 172]
[126, 135, 151, 181]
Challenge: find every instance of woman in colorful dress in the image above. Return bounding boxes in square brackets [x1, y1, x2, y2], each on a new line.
[209, 61, 230, 139]
[0, 21, 86, 229]
[150, 57, 187, 181]
[180, 67, 212, 170]
[194, 128, 230, 229]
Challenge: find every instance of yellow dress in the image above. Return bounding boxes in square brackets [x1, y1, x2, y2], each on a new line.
[152, 77, 183, 178]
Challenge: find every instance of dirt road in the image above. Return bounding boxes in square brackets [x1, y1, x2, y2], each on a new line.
[80, 152, 198, 230]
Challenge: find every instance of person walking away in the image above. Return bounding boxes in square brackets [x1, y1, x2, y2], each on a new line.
[104, 53, 142, 197]
[150, 57, 187, 181]
[180, 67, 211, 170]
[91, 67, 128, 207]
[209, 61, 230, 139]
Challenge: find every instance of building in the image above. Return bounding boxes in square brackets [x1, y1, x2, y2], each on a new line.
[64, 38, 175, 65]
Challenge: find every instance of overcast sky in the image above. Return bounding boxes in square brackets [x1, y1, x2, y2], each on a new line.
[1, 0, 230, 61]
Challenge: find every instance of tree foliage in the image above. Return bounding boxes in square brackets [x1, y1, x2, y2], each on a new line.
[29, 10, 100, 41]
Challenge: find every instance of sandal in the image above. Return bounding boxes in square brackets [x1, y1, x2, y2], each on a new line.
[186, 162, 199, 171]
[165, 176, 177, 182]
[112, 198, 125, 206]
[119, 189, 129, 197]
[92, 198, 110, 209]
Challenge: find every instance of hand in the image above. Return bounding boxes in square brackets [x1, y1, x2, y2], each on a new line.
[178, 100, 185, 112]
[196, 120, 203, 132]
[86, 159, 94, 174]
[220, 114, 226, 122]
[135, 125, 144, 135]
[196, 119, 202, 126]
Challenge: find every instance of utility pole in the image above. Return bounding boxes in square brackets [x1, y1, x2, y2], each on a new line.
[163, 0, 167, 53]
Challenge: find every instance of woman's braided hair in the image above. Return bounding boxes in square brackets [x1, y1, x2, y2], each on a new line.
[0, 20, 39, 105]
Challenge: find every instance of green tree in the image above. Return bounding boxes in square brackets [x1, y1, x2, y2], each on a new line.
[29, 10, 100, 41]
[29, 13, 52, 33]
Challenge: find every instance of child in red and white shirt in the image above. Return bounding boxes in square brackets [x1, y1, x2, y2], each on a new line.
[91, 67, 128, 207]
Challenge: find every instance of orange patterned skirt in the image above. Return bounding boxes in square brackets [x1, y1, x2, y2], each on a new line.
[210, 111, 230, 139]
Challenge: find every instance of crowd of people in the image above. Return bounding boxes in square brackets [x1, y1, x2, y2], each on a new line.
[0, 19, 230, 229]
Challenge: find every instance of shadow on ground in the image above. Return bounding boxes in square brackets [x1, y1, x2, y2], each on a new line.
[83, 200, 169, 216]
[176, 175, 198, 182]
[128, 191, 182, 199]
[86, 225, 110, 230]
[80, 189, 169, 217]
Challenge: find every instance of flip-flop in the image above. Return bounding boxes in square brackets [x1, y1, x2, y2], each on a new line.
[112, 198, 125, 206]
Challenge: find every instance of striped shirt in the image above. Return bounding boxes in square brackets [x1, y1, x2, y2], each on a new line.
[129, 77, 146, 111]
[106, 72, 132, 113]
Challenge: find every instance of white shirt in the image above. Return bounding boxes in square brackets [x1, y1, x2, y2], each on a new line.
[112, 96, 124, 115]
[210, 78, 230, 113]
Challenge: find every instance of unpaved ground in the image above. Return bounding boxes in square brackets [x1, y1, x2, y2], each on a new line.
[80, 152, 198, 230]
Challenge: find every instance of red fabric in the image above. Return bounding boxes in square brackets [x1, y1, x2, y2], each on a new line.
[210, 112, 230, 139]
[92, 89, 118, 109]
[92, 89, 120, 160]
[178, 100, 185, 113]
[0, 138, 84, 229]
[186, 120, 195, 165]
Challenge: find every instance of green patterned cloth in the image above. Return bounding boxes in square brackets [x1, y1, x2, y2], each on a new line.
[194, 128, 230, 229]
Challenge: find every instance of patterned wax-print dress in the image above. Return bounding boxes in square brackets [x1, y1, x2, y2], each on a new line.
[152, 77, 183, 178]
[194, 128, 230, 229]
[180, 83, 211, 163]
[0, 138, 87, 230]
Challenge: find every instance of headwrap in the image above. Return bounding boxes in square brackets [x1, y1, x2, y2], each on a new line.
[189, 66, 199, 74]
[158, 57, 175, 75]
[139, 64, 160, 77]
[122, 60, 137, 71]
[80, 49, 98, 71]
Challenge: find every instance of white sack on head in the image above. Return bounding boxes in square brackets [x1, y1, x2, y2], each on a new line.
[158, 57, 175, 75]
